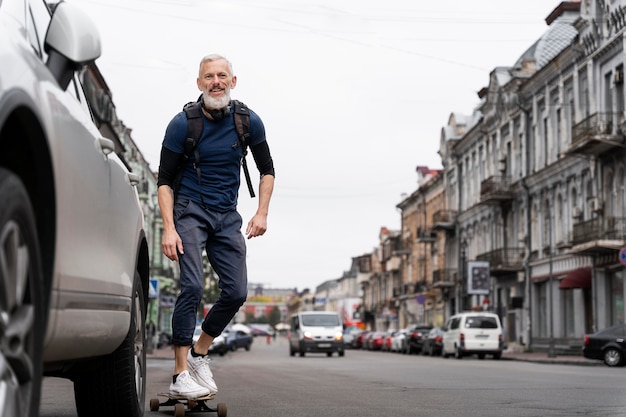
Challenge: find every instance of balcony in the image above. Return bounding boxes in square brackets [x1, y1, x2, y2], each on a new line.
[432, 269, 456, 287]
[476, 248, 525, 276]
[480, 176, 514, 204]
[570, 216, 626, 254]
[568, 112, 625, 156]
[432, 210, 457, 231]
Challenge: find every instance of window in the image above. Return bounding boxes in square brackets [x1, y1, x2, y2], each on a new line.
[464, 316, 498, 329]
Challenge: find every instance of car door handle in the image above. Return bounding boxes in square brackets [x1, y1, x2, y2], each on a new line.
[99, 137, 115, 155]
[128, 172, 140, 186]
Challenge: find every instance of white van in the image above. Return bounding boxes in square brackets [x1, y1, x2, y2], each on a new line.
[288, 311, 345, 357]
[442, 312, 503, 359]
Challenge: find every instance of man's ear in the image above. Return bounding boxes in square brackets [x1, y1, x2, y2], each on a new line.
[231, 75, 237, 89]
[196, 77, 202, 90]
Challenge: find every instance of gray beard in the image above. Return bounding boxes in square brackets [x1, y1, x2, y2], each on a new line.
[203, 91, 231, 109]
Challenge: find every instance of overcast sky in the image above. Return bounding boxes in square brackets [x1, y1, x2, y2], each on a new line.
[73, 0, 557, 292]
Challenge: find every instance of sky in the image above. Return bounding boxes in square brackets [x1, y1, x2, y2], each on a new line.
[71, 0, 558, 292]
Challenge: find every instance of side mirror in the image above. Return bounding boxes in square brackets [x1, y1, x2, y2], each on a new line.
[45, 2, 102, 89]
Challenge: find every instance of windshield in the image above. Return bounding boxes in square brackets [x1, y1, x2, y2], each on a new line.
[301, 314, 341, 327]
[465, 316, 498, 329]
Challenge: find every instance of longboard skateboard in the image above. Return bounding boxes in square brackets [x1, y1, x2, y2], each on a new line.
[150, 392, 226, 417]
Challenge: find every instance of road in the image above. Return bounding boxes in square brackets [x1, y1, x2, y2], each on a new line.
[40, 336, 626, 417]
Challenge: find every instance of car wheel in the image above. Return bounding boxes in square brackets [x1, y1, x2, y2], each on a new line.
[493, 352, 501, 360]
[455, 346, 463, 359]
[603, 348, 624, 367]
[74, 272, 146, 417]
[339, 350, 345, 357]
[245, 342, 251, 351]
[478, 353, 485, 360]
[0, 169, 45, 417]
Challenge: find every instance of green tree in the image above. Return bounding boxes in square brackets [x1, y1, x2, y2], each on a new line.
[268, 306, 281, 327]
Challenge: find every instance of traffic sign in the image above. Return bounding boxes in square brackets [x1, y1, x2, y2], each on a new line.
[149, 278, 159, 299]
[619, 247, 626, 266]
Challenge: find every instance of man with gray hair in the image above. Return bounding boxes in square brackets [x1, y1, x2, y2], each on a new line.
[157, 54, 275, 398]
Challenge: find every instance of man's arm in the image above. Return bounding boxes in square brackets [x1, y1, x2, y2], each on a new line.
[158, 184, 184, 260]
[246, 174, 274, 239]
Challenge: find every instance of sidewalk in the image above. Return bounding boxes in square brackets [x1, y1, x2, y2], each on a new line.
[501, 349, 602, 366]
[146, 345, 602, 366]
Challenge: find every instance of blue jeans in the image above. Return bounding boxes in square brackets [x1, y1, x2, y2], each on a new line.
[171, 199, 247, 346]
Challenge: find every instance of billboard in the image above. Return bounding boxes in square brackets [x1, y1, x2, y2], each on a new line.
[467, 261, 490, 295]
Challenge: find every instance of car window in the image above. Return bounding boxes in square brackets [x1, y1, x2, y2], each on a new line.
[450, 317, 460, 330]
[301, 314, 340, 327]
[465, 316, 498, 329]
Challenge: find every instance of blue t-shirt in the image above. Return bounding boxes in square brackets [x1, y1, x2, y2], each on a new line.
[162, 105, 266, 211]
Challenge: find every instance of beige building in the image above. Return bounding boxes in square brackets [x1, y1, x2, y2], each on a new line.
[354, 1, 626, 355]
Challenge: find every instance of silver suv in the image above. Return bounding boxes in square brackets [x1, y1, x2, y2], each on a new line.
[0, 1, 149, 417]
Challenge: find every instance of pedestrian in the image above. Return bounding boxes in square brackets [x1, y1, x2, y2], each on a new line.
[157, 53, 275, 399]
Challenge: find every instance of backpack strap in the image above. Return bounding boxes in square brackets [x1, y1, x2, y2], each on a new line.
[233, 100, 256, 198]
[174, 101, 206, 204]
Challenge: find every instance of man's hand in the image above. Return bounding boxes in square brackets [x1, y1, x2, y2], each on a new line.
[246, 213, 268, 239]
[162, 227, 184, 261]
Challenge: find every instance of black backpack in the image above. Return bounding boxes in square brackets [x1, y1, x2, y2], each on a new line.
[175, 99, 256, 199]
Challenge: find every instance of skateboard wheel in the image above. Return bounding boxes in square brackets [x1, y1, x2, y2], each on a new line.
[149, 398, 160, 412]
[174, 403, 185, 417]
[188, 399, 197, 409]
[217, 402, 227, 417]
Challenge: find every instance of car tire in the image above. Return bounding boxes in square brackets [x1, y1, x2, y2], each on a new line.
[74, 273, 146, 417]
[245, 342, 251, 351]
[0, 169, 45, 417]
[603, 348, 624, 367]
[455, 346, 463, 359]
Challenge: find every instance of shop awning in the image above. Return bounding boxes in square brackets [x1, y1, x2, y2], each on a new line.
[558, 267, 592, 290]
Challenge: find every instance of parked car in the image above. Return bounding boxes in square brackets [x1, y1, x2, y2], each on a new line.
[382, 330, 398, 352]
[353, 331, 370, 349]
[343, 326, 362, 348]
[0, 2, 150, 417]
[208, 328, 254, 356]
[406, 324, 434, 354]
[421, 327, 444, 356]
[442, 312, 504, 359]
[390, 329, 409, 353]
[227, 330, 254, 352]
[582, 323, 626, 367]
[367, 332, 386, 351]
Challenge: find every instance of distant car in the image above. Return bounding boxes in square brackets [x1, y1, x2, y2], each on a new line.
[382, 330, 398, 352]
[442, 312, 503, 359]
[583, 323, 626, 367]
[406, 324, 434, 354]
[390, 329, 408, 353]
[207, 328, 253, 356]
[421, 327, 444, 356]
[343, 327, 362, 348]
[353, 331, 370, 349]
[0, 2, 150, 417]
[228, 330, 254, 352]
[367, 332, 386, 351]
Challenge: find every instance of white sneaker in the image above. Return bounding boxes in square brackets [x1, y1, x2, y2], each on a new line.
[187, 348, 218, 393]
[169, 370, 212, 399]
